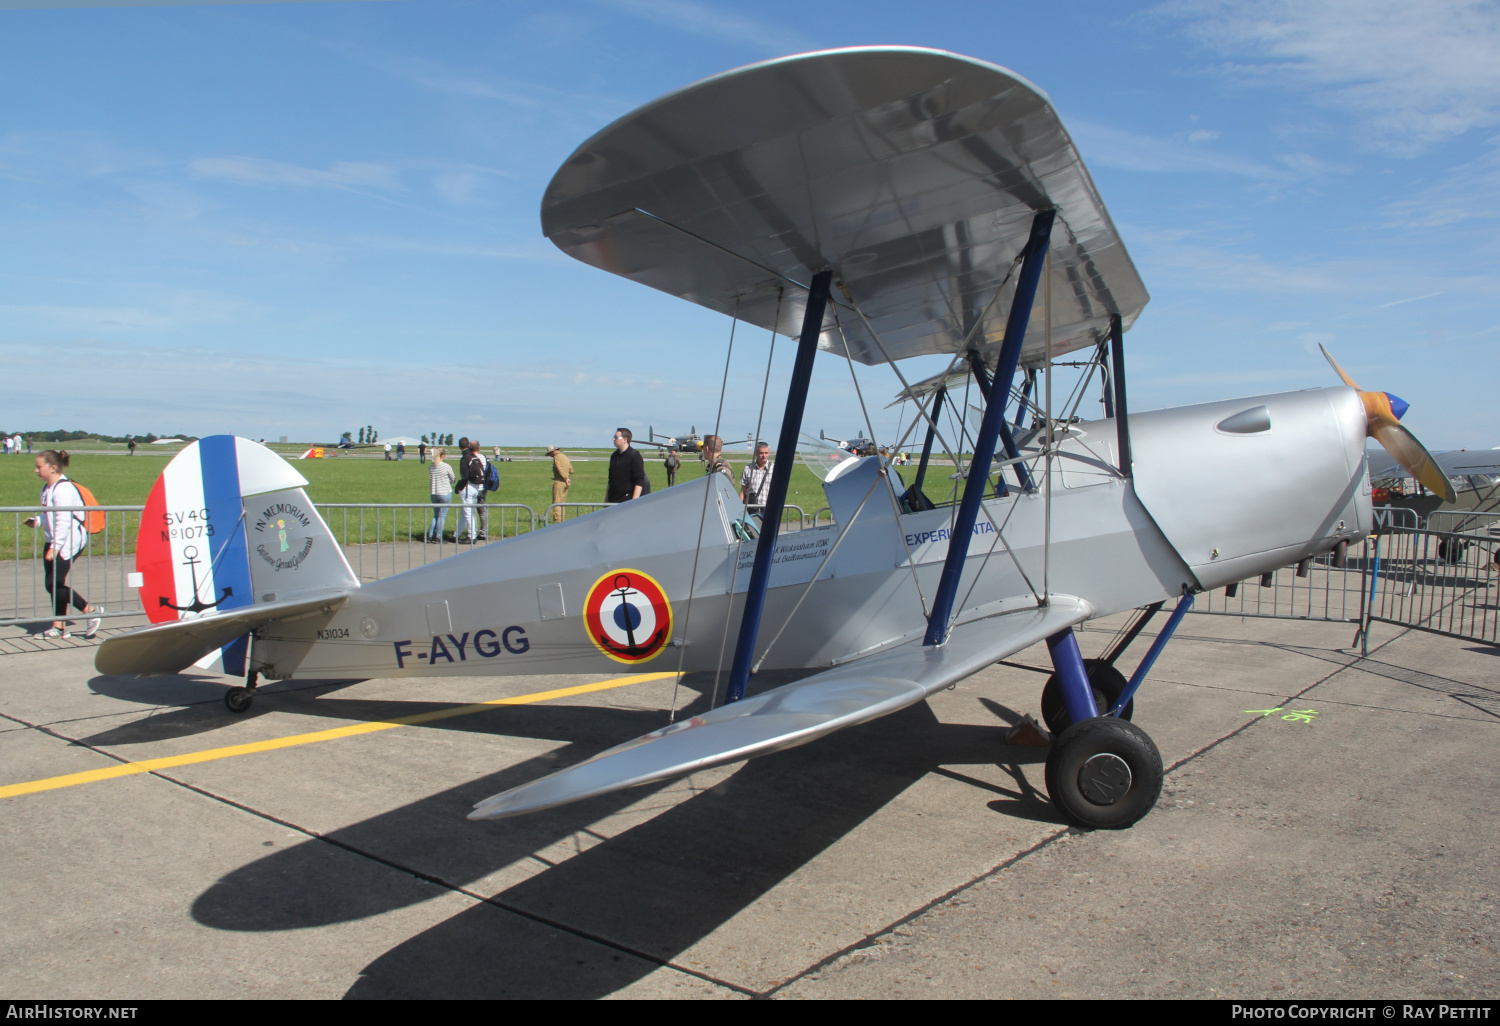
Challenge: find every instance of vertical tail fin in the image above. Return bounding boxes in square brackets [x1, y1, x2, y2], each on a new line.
[136, 436, 356, 675]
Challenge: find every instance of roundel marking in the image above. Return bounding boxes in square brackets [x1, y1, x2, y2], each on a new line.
[583, 569, 673, 664]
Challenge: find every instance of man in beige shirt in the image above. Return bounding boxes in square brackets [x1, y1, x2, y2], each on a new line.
[547, 445, 573, 522]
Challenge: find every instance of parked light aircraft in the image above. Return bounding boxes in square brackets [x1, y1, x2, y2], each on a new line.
[97, 47, 1449, 831]
[640, 427, 704, 454]
[819, 430, 878, 457]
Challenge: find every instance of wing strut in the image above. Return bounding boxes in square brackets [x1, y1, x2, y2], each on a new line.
[910, 386, 946, 495]
[725, 269, 833, 703]
[966, 351, 1033, 494]
[925, 209, 1055, 647]
[1109, 313, 1133, 478]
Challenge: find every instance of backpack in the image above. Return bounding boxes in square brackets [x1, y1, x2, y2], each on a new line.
[60, 480, 106, 534]
[484, 460, 500, 492]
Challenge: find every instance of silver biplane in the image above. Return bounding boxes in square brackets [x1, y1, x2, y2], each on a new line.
[98, 47, 1450, 831]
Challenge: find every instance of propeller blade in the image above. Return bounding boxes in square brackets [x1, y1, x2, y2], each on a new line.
[1318, 344, 1361, 390]
[1370, 421, 1457, 504]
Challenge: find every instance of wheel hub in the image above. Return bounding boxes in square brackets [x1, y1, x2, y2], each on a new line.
[1077, 752, 1132, 805]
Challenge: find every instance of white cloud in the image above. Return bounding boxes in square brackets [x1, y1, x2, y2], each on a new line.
[1385, 136, 1500, 226]
[190, 157, 402, 192]
[590, 0, 809, 54]
[0, 130, 165, 184]
[1162, 0, 1500, 152]
[432, 171, 483, 204]
[1068, 118, 1282, 178]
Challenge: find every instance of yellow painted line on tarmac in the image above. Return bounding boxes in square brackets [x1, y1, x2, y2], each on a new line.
[0, 671, 678, 801]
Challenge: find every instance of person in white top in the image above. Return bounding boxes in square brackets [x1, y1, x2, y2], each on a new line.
[739, 441, 774, 507]
[24, 450, 102, 639]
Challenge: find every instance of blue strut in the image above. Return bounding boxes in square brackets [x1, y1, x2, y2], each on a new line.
[924, 209, 1055, 647]
[966, 353, 1031, 496]
[1109, 593, 1195, 716]
[1047, 629, 1098, 723]
[725, 269, 833, 703]
[911, 386, 945, 495]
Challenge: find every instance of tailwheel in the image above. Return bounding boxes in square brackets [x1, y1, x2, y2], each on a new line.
[225, 671, 259, 714]
[1044, 717, 1163, 830]
[1040, 659, 1132, 734]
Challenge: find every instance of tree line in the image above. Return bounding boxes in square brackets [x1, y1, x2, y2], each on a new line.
[346, 427, 455, 446]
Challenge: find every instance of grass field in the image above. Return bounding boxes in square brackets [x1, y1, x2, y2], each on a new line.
[0, 447, 834, 558]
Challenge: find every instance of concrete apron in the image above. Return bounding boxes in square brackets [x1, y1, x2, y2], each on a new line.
[0, 612, 1493, 999]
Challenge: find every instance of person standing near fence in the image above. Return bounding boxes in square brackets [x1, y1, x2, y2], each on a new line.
[24, 450, 102, 639]
[455, 437, 477, 543]
[606, 428, 647, 503]
[427, 447, 455, 541]
[470, 438, 490, 540]
[547, 445, 572, 522]
[701, 434, 734, 483]
[740, 441, 773, 507]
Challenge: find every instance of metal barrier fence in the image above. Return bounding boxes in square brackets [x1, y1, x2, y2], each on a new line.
[747, 504, 809, 530]
[1, 506, 147, 626]
[1363, 525, 1499, 650]
[5, 498, 1496, 650]
[0, 502, 534, 627]
[312, 502, 535, 582]
[544, 502, 810, 530]
[1426, 509, 1500, 536]
[544, 502, 615, 523]
[1193, 546, 1367, 624]
[1191, 513, 1413, 625]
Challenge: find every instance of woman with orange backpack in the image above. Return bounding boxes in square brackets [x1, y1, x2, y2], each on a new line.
[24, 450, 103, 639]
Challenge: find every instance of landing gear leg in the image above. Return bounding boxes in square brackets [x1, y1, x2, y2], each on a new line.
[225, 670, 258, 714]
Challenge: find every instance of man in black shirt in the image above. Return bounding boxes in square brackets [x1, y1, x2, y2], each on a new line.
[606, 428, 648, 503]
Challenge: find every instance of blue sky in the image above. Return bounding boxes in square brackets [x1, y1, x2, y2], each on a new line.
[2, 0, 1496, 449]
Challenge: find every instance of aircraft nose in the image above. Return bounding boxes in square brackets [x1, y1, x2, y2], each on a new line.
[1385, 393, 1409, 421]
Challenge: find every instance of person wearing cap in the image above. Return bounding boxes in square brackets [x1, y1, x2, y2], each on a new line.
[548, 445, 573, 523]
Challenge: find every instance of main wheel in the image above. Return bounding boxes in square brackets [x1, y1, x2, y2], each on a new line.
[1044, 717, 1163, 830]
[224, 687, 254, 714]
[1040, 659, 1132, 734]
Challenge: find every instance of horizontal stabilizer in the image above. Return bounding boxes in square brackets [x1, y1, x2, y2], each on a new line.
[470, 596, 1090, 821]
[95, 590, 351, 677]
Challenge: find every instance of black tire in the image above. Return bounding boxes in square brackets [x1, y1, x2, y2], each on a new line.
[1044, 717, 1163, 830]
[1040, 659, 1133, 734]
[224, 687, 254, 714]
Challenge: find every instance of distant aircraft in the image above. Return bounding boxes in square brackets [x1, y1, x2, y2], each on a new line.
[819, 430, 878, 457]
[638, 427, 704, 454]
[97, 47, 1446, 832]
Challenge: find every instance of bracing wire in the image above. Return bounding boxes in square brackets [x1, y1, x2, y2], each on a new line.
[668, 295, 743, 723]
[831, 311, 930, 617]
[750, 394, 936, 672]
[708, 290, 782, 708]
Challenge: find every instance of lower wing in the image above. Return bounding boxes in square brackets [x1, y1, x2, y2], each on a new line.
[470, 596, 1091, 820]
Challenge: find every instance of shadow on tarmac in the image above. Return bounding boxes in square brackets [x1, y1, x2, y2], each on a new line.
[80, 676, 363, 746]
[186, 672, 1056, 998]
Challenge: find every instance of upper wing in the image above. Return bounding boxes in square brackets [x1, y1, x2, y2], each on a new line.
[541, 47, 1147, 369]
[95, 590, 350, 676]
[470, 596, 1090, 820]
[1368, 447, 1500, 481]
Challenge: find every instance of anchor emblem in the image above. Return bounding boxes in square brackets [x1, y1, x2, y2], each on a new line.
[159, 544, 233, 614]
[595, 574, 667, 659]
[583, 568, 672, 664]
